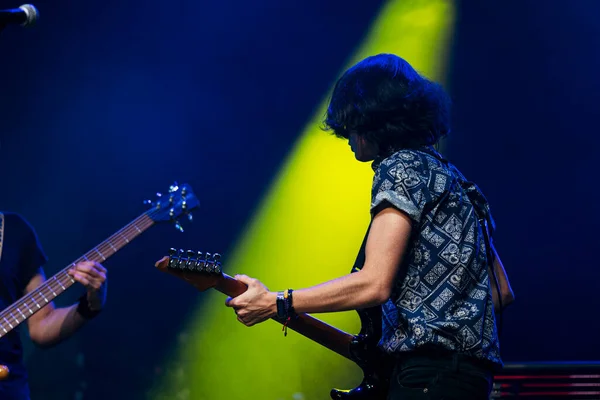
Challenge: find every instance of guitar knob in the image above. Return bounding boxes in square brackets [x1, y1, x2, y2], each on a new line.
[0, 364, 9, 380]
[143, 199, 153, 206]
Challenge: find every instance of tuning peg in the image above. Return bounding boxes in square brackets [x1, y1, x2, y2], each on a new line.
[169, 182, 179, 193]
[143, 199, 153, 206]
[195, 251, 204, 270]
[187, 213, 193, 222]
[156, 192, 163, 198]
[186, 250, 196, 270]
[174, 221, 184, 232]
[204, 252, 215, 274]
[212, 253, 222, 273]
[181, 186, 187, 196]
[168, 248, 178, 268]
[171, 249, 184, 269]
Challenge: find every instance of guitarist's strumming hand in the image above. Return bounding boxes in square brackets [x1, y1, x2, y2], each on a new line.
[225, 274, 277, 326]
[68, 261, 107, 311]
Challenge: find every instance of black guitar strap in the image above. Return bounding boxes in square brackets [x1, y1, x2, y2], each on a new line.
[469, 199, 504, 334]
[418, 146, 504, 333]
[351, 222, 371, 274]
[352, 147, 503, 311]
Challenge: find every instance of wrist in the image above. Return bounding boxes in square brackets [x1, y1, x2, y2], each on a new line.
[76, 294, 101, 320]
[267, 291, 278, 318]
[275, 288, 296, 321]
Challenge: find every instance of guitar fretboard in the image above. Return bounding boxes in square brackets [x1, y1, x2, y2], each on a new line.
[0, 213, 154, 338]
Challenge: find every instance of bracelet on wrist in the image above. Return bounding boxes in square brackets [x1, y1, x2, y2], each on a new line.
[76, 294, 101, 320]
[277, 289, 295, 336]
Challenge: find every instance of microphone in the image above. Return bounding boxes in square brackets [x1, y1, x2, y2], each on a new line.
[0, 4, 38, 28]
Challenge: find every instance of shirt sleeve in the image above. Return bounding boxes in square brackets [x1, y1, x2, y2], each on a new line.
[370, 152, 434, 223]
[15, 214, 48, 291]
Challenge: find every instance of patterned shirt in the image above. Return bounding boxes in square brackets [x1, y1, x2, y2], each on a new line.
[370, 147, 501, 368]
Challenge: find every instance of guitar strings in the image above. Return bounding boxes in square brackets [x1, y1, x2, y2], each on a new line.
[0, 206, 166, 333]
[0, 212, 152, 330]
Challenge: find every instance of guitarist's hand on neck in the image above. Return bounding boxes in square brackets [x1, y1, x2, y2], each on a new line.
[68, 261, 107, 311]
[26, 261, 107, 348]
[225, 275, 277, 326]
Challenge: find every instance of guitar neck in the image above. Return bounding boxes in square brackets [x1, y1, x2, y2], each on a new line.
[0, 213, 155, 338]
[215, 274, 355, 360]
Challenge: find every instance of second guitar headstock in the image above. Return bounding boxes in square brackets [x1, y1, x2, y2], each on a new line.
[167, 248, 222, 274]
[155, 248, 223, 292]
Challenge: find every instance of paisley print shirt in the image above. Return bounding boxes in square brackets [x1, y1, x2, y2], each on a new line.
[370, 147, 502, 368]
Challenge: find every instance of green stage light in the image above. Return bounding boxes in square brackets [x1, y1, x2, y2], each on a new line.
[151, 1, 455, 398]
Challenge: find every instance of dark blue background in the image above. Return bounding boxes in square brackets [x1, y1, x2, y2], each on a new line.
[1, 0, 598, 398]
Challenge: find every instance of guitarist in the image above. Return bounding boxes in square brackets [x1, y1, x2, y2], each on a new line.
[225, 54, 514, 400]
[0, 212, 107, 399]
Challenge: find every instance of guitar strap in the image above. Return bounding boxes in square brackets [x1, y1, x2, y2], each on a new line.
[363, 147, 508, 318]
[0, 212, 4, 263]
[351, 222, 371, 274]
[418, 147, 507, 334]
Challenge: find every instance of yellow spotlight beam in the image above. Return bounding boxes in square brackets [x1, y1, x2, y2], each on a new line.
[151, 1, 455, 399]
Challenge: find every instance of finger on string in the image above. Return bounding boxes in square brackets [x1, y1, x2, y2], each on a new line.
[70, 272, 90, 287]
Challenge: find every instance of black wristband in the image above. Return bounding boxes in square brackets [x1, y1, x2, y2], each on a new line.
[286, 289, 295, 316]
[76, 294, 101, 320]
[276, 291, 286, 319]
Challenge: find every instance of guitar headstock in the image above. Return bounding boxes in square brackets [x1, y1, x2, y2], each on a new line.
[155, 248, 223, 291]
[144, 182, 199, 232]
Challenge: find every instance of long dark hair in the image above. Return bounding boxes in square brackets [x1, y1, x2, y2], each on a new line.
[323, 53, 451, 152]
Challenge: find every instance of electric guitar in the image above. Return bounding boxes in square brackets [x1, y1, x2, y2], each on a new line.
[155, 248, 394, 399]
[0, 182, 199, 380]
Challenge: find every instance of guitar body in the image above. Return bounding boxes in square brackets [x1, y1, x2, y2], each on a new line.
[330, 307, 392, 400]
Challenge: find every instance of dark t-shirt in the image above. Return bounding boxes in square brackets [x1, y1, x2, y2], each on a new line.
[0, 212, 47, 399]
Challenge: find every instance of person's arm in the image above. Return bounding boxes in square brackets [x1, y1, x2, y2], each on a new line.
[226, 207, 412, 326]
[290, 207, 411, 313]
[26, 261, 107, 348]
[489, 245, 514, 313]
